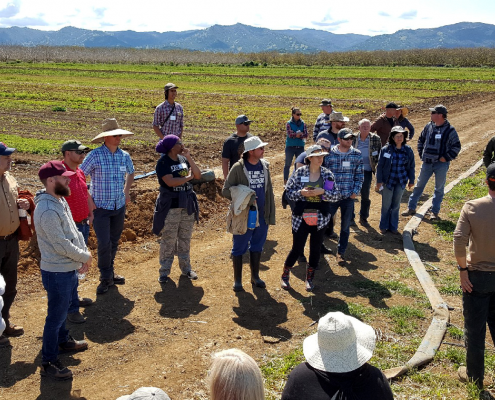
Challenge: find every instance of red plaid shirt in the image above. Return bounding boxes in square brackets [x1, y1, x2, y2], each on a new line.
[63, 162, 89, 223]
[152, 100, 184, 138]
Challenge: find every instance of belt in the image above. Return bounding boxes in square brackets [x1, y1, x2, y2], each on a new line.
[75, 218, 89, 225]
[0, 231, 17, 240]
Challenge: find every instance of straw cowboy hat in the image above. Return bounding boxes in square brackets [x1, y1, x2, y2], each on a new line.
[303, 312, 376, 373]
[91, 118, 134, 143]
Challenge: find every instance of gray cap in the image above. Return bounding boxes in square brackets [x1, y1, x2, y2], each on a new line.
[319, 99, 332, 106]
[429, 104, 448, 115]
[61, 140, 89, 152]
[164, 83, 178, 90]
[116, 387, 171, 400]
[390, 126, 407, 134]
[338, 128, 354, 139]
[235, 114, 253, 125]
[330, 112, 349, 122]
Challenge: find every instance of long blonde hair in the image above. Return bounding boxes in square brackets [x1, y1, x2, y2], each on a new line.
[209, 349, 265, 400]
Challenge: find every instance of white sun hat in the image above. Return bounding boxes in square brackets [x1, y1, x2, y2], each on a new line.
[243, 136, 268, 153]
[91, 118, 134, 143]
[303, 312, 376, 373]
[116, 387, 170, 400]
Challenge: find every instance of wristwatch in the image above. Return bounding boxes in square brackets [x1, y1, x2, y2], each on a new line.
[457, 265, 468, 271]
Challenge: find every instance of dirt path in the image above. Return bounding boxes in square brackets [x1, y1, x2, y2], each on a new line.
[1, 95, 494, 400]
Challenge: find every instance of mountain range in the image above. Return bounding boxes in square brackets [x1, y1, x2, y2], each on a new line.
[0, 22, 494, 53]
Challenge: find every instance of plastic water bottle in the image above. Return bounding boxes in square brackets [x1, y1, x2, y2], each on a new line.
[78, 270, 86, 280]
[247, 205, 257, 230]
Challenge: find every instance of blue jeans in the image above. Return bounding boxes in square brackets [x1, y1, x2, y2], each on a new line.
[408, 161, 450, 214]
[67, 222, 90, 313]
[232, 216, 269, 256]
[328, 198, 354, 255]
[463, 271, 495, 388]
[380, 184, 405, 231]
[41, 269, 77, 363]
[284, 146, 304, 181]
[93, 206, 126, 280]
[76, 222, 89, 245]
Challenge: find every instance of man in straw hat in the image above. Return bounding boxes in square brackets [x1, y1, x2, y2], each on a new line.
[153, 82, 184, 139]
[281, 311, 393, 399]
[80, 118, 135, 295]
[222, 136, 275, 292]
[312, 99, 334, 142]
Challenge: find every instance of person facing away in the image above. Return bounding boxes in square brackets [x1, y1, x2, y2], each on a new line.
[312, 99, 334, 142]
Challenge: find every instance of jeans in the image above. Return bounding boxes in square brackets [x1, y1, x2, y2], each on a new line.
[0, 236, 19, 327]
[232, 216, 268, 256]
[380, 184, 405, 231]
[67, 223, 90, 313]
[285, 222, 325, 268]
[358, 170, 373, 220]
[463, 271, 495, 388]
[328, 198, 354, 255]
[41, 269, 77, 363]
[284, 146, 304, 181]
[76, 222, 89, 245]
[93, 206, 126, 280]
[408, 161, 450, 214]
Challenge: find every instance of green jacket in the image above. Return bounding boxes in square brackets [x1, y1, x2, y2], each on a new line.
[222, 158, 276, 225]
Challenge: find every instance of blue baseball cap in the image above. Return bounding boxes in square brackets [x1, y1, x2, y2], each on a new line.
[0, 142, 16, 156]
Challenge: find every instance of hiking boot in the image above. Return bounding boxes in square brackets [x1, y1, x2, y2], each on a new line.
[0, 335, 10, 348]
[112, 274, 125, 285]
[281, 266, 291, 290]
[3, 323, 24, 337]
[305, 266, 315, 292]
[183, 270, 198, 280]
[59, 336, 88, 353]
[336, 253, 346, 266]
[78, 297, 93, 307]
[359, 216, 370, 227]
[158, 275, 169, 284]
[96, 279, 114, 294]
[67, 311, 86, 324]
[41, 359, 73, 381]
[401, 209, 416, 216]
[320, 244, 333, 255]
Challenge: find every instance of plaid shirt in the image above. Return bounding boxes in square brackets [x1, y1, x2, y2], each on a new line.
[323, 145, 364, 200]
[286, 166, 340, 232]
[386, 147, 408, 190]
[312, 113, 332, 141]
[80, 144, 134, 210]
[153, 100, 184, 138]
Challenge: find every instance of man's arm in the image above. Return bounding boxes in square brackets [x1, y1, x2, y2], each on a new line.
[124, 173, 134, 205]
[153, 125, 164, 140]
[444, 127, 461, 161]
[453, 204, 472, 292]
[87, 192, 95, 225]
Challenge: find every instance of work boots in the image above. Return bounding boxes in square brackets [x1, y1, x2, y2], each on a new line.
[249, 251, 266, 288]
[232, 255, 244, 292]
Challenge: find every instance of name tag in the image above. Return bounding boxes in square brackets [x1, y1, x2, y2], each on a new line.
[383, 153, 391, 158]
[372, 151, 378, 156]
[300, 177, 309, 183]
[120, 166, 126, 172]
[170, 115, 176, 121]
[435, 134, 441, 139]
[342, 161, 350, 167]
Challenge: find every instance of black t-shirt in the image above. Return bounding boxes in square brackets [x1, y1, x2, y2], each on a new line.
[222, 132, 252, 170]
[156, 154, 191, 207]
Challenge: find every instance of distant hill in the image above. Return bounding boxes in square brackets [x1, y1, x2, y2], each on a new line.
[0, 22, 494, 53]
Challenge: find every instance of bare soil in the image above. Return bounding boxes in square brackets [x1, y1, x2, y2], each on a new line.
[1, 94, 494, 399]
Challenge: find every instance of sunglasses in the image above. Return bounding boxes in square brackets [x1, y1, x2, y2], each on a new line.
[295, 113, 302, 116]
[243, 122, 251, 126]
[71, 150, 86, 155]
[431, 111, 438, 115]
[341, 137, 353, 141]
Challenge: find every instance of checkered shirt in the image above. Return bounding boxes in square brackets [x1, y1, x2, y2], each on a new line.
[312, 113, 332, 141]
[386, 147, 408, 189]
[323, 146, 364, 200]
[152, 100, 184, 138]
[80, 144, 135, 210]
[286, 165, 340, 232]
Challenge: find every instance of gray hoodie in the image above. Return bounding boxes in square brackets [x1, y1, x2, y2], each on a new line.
[34, 192, 90, 272]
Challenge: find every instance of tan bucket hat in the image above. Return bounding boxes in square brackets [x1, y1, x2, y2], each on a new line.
[91, 118, 134, 143]
[329, 112, 349, 122]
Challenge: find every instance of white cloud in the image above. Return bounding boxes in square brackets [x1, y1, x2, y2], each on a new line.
[0, 0, 21, 18]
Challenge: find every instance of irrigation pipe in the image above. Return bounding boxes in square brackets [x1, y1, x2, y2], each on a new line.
[383, 159, 484, 380]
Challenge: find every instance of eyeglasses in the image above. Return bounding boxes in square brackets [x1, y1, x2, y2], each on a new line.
[70, 150, 86, 155]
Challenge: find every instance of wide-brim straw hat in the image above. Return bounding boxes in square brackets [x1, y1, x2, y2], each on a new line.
[303, 312, 376, 373]
[91, 118, 134, 143]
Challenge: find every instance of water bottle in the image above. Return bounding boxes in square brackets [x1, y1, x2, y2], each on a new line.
[247, 205, 257, 230]
[78, 271, 86, 280]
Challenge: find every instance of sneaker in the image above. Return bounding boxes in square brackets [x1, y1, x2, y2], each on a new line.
[78, 297, 93, 307]
[59, 336, 88, 353]
[96, 279, 114, 294]
[112, 274, 125, 285]
[158, 275, 169, 284]
[401, 209, 416, 216]
[281, 267, 291, 290]
[67, 311, 86, 324]
[336, 253, 346, 266]
[3, 323, 24, 337]
[359, 216, 370, 227]
[41, 359, 73, 381]
[320, 244, 333, 255]
[184, 270, 198, 280]
[430, 213, 440, 221]
[0, 335, 10, 348]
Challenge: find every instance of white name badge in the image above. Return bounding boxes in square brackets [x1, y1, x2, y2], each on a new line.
[435, 134, 441, 139]
[372, 151, 378, 156]
[120, 166, 126, 172]
[170, 115, 176, 121]
[300, 177, 309, 183]
[342, 161, 351, 167]
[383, 153, 391, 158]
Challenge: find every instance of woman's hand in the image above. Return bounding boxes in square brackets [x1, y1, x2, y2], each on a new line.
[301, 187, 323, 197]
[375, 183, 383, 192]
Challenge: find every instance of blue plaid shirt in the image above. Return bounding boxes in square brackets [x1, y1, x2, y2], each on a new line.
[80, 144, 135, 210]
[386, 147, 408, 190]
[323, 146, 364, 200]
[312, 113, 332, 141]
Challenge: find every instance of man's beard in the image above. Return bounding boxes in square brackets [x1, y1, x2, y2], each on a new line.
[54, 181, 70, 197]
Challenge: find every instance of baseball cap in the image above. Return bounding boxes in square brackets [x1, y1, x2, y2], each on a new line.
[0, 142, 16, 156]
[429, 104, 448, 115]
[385, 102, 399, 109]
[235, 115, 253, 125]
[338, 128, 354, 139]
[319, 99, 332, 106]
[164, 83, 178, 90]
[487, 163, 495, 181]
[61, 140, 89, 152]
[38, 160, 76, 180]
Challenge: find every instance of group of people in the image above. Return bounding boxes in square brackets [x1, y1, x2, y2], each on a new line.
[1, 81, 494, 395]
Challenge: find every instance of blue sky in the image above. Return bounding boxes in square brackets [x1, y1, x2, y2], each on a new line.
[0, 0, 494, 35]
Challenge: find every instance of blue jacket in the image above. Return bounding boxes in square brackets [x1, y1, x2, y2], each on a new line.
[376, 144, 415, 186]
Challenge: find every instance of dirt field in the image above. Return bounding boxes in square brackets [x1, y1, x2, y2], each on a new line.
[1, 93, 494, 399]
